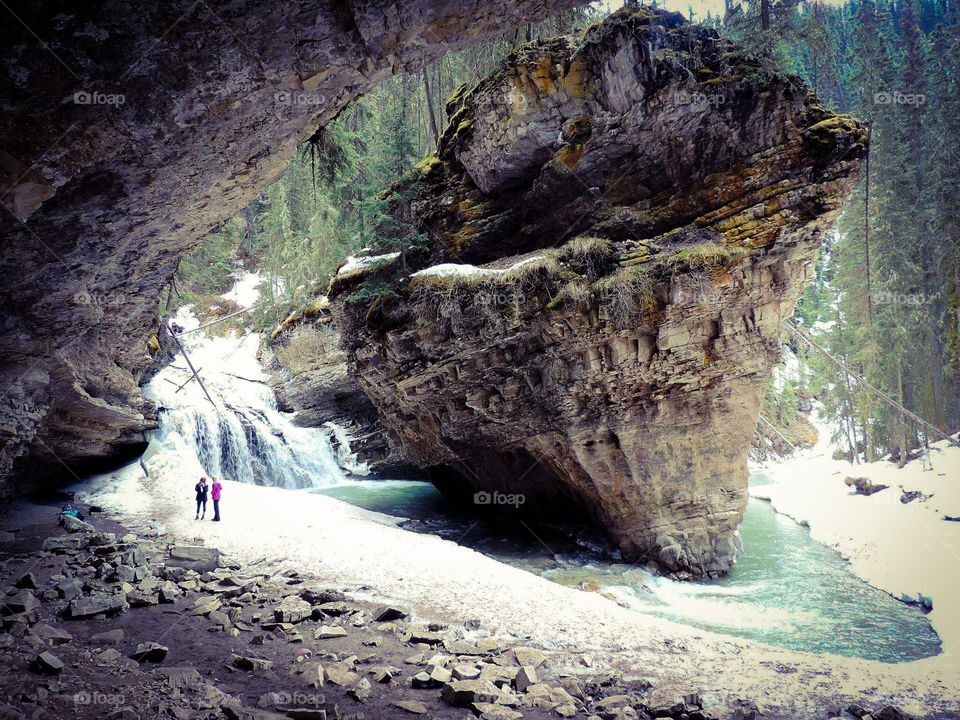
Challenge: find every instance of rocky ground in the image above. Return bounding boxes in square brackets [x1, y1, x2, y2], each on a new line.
[0, 497, 924, 720]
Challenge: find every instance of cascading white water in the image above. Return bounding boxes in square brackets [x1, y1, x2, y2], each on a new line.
[143, 272, 350, 490]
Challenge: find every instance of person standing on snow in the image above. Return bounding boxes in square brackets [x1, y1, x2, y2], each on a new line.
[211, 478, 223, 522]
[195, 477, 208, 519]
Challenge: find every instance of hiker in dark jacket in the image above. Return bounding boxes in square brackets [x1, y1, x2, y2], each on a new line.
[195, 477, 208, 519]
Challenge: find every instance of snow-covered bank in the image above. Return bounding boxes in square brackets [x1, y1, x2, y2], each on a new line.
[752, 417, 960, 660]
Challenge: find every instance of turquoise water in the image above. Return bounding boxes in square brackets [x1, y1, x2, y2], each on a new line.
[314, 475, 941, 663]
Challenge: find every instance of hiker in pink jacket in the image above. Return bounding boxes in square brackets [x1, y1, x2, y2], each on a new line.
[211, 478, 223, 522]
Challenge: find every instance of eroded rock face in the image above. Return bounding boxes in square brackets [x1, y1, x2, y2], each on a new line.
[328, 8, 866, 575]
[0, 0, 582, 496]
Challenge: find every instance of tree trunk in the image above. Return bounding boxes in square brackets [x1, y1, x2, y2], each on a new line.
[897, 359, 909, 467]
[761, 0, 771, 30]
[422, 66, 440, 146]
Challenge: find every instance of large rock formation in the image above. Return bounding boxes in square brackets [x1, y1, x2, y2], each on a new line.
[327, 8, 866, 576]
[0, 0, 582, 497]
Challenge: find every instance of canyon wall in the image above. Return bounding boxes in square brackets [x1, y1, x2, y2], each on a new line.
[0, 0, 581, 496]
[325, 8, 866, 576]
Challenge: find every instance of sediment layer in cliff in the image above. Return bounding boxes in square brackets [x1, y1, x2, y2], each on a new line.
[0, 0, 583, 497]
[323, 7, 866, 576]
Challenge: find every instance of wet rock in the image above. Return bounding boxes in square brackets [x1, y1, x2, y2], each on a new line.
[91, 628, 124, 644]
[60, 515, 95, 533]
[411, 671, 433, 689]
[408, 628, 445, 645]
[844, 476, 888, 496]
[231, 654, 273, 672]
[446, 640, 482, 655]
[373, 605, 408, 622]
[472, 703, 523, 720]
[157, 666, 202, 689]
[452, 663, 482, 681]
[42, 536, 86, 552]
[31, 651, 63, 675]
[3, 590, 39, 615]
[514, 666, 538, 693]
[56, 579, 82, 600]
[14, 573, 36, 589]
[481, 665, 519, 687]
[131, 642, 168, 662]
[441, 679, 501, 707]
[511, 648, 546, 669]
[315, 600, 351, 617]
[299, 588, 347, 605]
[168, 546, 221, 571]
[158, 581, 182, 603]
[391, 699, 427, 714]
[69, 593, 128, 618]
[873, 707, 911, 720]
[28, 624, 72, 646]
[369, 665, 399, 683]
[348, 676, 373, 701]
[275, 596, 312, 623]
[325, 664, 360, 687]
[314, 625, 347, 639]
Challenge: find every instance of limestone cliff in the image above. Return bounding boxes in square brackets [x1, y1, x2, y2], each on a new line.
[326, 8, 866, 576]
[0, 0, 581, 497]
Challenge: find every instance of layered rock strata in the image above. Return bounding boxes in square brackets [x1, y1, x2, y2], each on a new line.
[326, 8, 866, 575]
[0, 0, 582, 496]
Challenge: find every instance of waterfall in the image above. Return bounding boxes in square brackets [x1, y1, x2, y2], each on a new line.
[142, 272, 350, 490]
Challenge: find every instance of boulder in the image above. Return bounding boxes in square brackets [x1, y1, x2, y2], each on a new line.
[157, 666, 202, 689]
[314, 625, 347, 640]
[274, 596, 312, 623]
[472, 703, 523, 720]
[373, 605, 408, 622]
[231, 654, 273, 672]
[441, 679, 501, 707]
[69, 593, 128, 618]
[511, 648, 546, 669]
[91, 628, 124, 644]
[326, 6, 866, 575]
[3, 590, 39, 616]
[514, 666, 538, 693]
[14, 572, 37, 589]
[168, 546, 220, 571]
[131, 642, 168, 662]
[28, 624, 72, 646]
[32, 651, 63, 675]
[391, 700, 428, 714]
